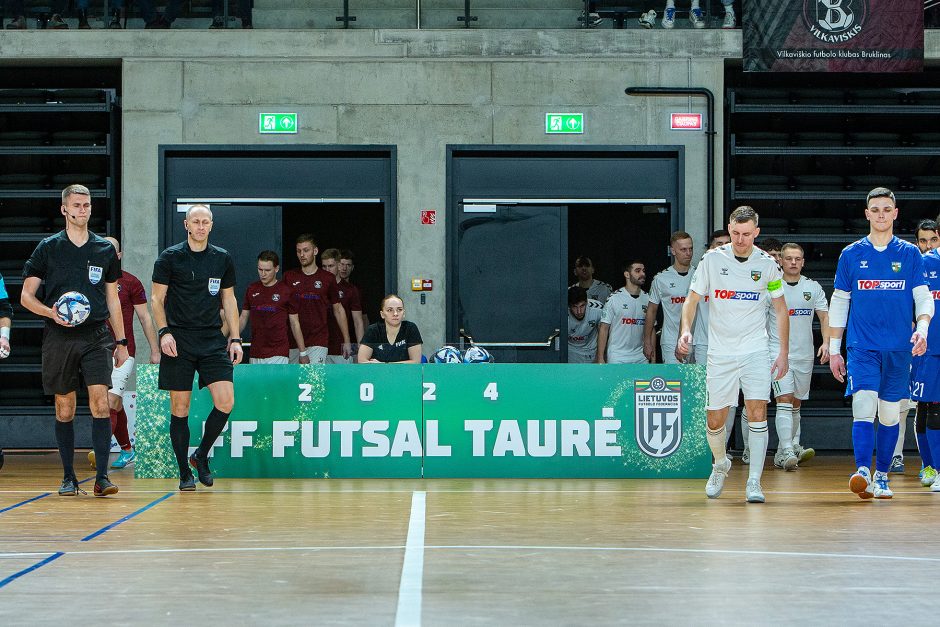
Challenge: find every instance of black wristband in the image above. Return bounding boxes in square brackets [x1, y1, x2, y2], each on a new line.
[229, 338, 242, 344]
[115, 338, 128, 347]
[158, 327, 171, 338]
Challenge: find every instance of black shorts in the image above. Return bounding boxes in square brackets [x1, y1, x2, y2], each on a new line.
[42, 322, 114, 395]
[159, 328, 233, 391]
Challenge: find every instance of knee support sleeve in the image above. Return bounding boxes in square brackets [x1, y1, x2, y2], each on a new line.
[877, 399, 901, 427]
[852, 390, 877, 422]
[928, 403, 940, 431]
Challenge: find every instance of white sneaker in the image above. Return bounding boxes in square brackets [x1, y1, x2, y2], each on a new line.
[781, 448, 798, 471]
[741, 447, 750, 464]
[745, 478, 765, 503]
[793, 444, 815, 463]
[722, 9, 736, 29]
[849, 466, 874, 499]
[705, 457, 732, 499]
[661, 6, 676, 29]
[638, 9, 657, 29]
[873, 470, 893, 499]
[689, 7, 705, 29]
[931, 474, 940, 492]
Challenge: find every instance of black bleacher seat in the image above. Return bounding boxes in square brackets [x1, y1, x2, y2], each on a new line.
[736, 174, 789, 191]
[45, 89, 107, 104]
[792, 175, 844, 192]
[794, 217, 845, 234]
[735, 132, 789, 147]
[911, 133, 940, 146]
[733, 89, 791, 105]
[794, 132, 846, 146]
[846, 175, 900, 191]
[758, 217, 790, 232]
[911, 176, 940, 192]
[0, 131, 47, 146]
[0, 90, 48, 104]
[848, 133, 902, 147]
[51, 173, 106, 187]
[49, 131, 107, 146]
[848, 218, 870, 233]
[0, 173, 48, 188]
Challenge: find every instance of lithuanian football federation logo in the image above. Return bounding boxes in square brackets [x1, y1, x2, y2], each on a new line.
[804, 291, 812, 301]
[892, 262, 902, 273]
[751, 270, 761, 281]
[634, 377, 682, 458]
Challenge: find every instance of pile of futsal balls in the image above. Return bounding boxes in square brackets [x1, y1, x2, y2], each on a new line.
[429, 345, 494, 363]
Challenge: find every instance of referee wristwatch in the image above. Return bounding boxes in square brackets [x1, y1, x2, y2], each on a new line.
[115, 338, 129, 347]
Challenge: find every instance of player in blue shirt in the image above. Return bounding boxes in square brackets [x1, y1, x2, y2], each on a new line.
[829, 187, 933, 499]
[911, 243, 940, 491]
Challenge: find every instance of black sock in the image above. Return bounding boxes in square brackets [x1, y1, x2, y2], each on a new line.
[92, 417, 112, 481]
[55, 420, 75, 479]
[198, 407, 230, 457]
[169, 415, 191, 477]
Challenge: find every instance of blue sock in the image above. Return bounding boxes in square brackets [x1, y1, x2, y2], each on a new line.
[852, 420, 875, 470]
[875, 423, 900, 473]
[927, 429, 940, 469]
[917, 432, 933, 468]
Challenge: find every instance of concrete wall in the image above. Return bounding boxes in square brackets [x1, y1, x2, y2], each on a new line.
[2, 29, 937, 349]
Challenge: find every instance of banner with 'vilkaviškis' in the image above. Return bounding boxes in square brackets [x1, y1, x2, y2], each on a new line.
[744, 0, 924, 72]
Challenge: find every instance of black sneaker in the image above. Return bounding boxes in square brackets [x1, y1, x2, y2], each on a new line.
[189, 451, 213, 487]
[179, 473, 196, 491]
[145, 14, 170, 28]
[108, 9, 121, 28]
[93, 476, 119, 497]
[59, 476, 79, 496]
[49, 13, 69, 29]
[209, 16, 225, 29]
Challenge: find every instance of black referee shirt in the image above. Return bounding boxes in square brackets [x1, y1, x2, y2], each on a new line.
[152, 241, 236, 331]
[23, 231, 120, 328]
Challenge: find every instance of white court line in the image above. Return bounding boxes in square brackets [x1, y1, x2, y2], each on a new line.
[2, 542, 939, 564]
[395, 491, 426, 627]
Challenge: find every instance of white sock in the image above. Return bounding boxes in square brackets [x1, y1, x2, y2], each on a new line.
[893, 404, 909, 457]
[691, 0, 700, 8]
[748, 420, 769, 481]
[724, 406, 736, 444]
[792, 406, 802, 446]
[740, 407, 749, 447]
[666, 0, 676, 7]
[706, 426, 727, 464]
[775, 403, 794, 451]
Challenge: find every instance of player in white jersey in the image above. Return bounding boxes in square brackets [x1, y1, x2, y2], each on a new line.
[597, 260, 649, 364]
[768, 243, 830, 469]
[572, 256, 613, 304]
[567, 286, 603, 363]
[644, 231, 695, 364]
[694, 230, 729, 365]
[677, 206, 789, 503]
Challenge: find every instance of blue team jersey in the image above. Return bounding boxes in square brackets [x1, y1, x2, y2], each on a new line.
[922, 249, 940, 356]
[834, 236, 926, 351]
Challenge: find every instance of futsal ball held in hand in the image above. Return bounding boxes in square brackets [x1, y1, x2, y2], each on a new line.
[431, 345, 462, 363]
[463, 345, 494, 363]
[54, 291, 91, 326]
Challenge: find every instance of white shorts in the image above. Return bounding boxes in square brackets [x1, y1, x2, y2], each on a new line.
[568, 348, 596, 364]
[772, 359, 813, 400]
[607, 350, 648, 365]
[693, 344, 708, 365]
[706, 350, 771, 410]
[661, 337, 680, 364]
[250, 355, 289, 365]
[109, 356, 136, 396]
[326, 354, 354, 364]
[289, 346, 327, 364]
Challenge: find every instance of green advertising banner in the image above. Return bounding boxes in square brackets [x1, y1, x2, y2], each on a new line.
[135, 363, 708, 480]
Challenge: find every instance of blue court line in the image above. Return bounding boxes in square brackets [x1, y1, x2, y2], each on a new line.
[81, 492, 175, 542]
[0, 552, 65, 589]
[0, 477, 94, 515]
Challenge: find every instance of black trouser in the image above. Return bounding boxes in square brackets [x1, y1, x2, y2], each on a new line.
[212, 0, 251, 20]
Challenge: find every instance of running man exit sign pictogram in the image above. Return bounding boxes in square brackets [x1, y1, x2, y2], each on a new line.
[545, 113, 584, 134]
[259, 113, 298, 134]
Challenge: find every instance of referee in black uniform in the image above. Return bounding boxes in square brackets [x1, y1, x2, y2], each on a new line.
[151, 204, 242, 491]
[20, 184, 130, 497]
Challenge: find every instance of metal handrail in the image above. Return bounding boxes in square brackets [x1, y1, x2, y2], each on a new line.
[460, 328, 561, 349]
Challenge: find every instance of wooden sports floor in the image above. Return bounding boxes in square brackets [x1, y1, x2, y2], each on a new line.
[1, 452, 939, 625]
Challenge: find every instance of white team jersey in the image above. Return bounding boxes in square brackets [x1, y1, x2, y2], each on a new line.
[571, 279, 612, 304]
[568, 298, 603, 362]
[689, 244, 784, 356]
[767, 275, 828, 361]
[649, 265, 693, 347]
[601, 287, 650, 363]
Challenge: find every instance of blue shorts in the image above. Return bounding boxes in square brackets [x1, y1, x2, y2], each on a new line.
[846, 348, 912, 402]
[911, 354, 940, 402]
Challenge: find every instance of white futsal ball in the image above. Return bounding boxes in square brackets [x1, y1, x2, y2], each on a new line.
[462, 345, 494, 363]
[431, 345, 462, 363]
[54, 291, 91, 327]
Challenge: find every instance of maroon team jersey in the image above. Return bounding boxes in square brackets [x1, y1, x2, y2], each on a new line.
[107, 271, 148, 358]
[328, 279, 362, 354]
[244, 280, 295, 359]
[284, 267, 339, 349]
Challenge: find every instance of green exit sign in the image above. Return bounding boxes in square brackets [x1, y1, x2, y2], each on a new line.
[259, 113, 298, 134]
[545, 113, 584, 134]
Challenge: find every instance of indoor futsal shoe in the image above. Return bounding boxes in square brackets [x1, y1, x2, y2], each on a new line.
[94, 476, 119, 497]
[889, 455, 904, 474]
[189, 451, 214, 487]
[88, 449, 96, 469]
[111, 448, 135, 469]
[849, 467, 874, 499]
[920, 466, 937, 487]
[58, 476, 79, 496]
[745, 479, 765, 503]
[705, 457, 732, 499]
[872, 471, 893, 499]
[179, 473, 196, 491]
[794, 445, 815, 463]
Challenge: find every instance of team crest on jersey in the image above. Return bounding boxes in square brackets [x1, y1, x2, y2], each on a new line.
[892, 262, 902, 273]
[751, 270, 761, 281]
[88, 265, 103, 285]
[803, 291, 812, 301]
[272, 293, 280, 302]
[208, 278, 221, 296]
[634, 377, 682, 458]
[339, 290, 345, 299]
[314, 280, 322, 289]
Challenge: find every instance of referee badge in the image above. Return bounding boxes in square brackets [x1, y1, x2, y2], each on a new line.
[751, 270, 761, 281]
[208, 278, 221, 296]
[88, 265, 103, 285]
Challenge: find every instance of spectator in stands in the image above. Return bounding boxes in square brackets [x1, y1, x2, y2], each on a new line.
[2, 0, 26, 29]
[138, 0, 181, 28]
[239, 251, 304, 364]
[579, 3, 603, 28]
[358, 295, 423, 364]
[571, 256, 613, 304]
[657, 0, 736, 29]
[211, 0, 252, 28]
